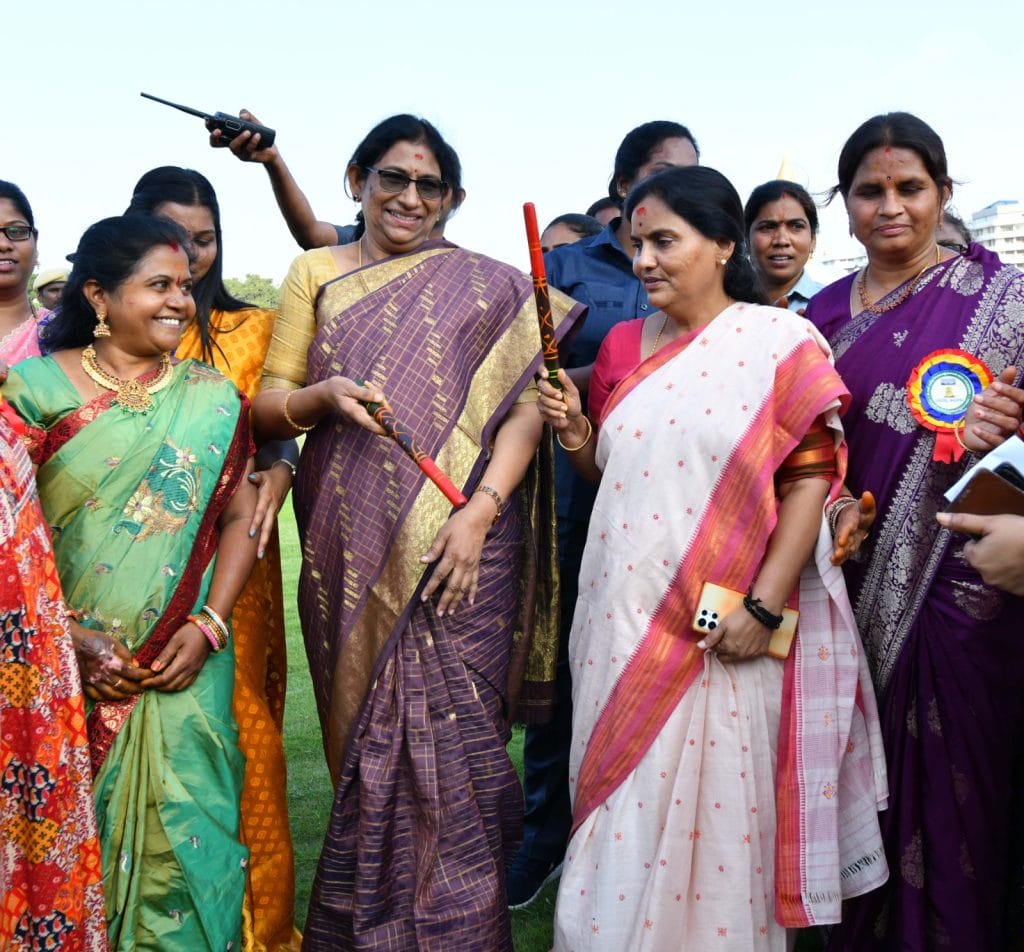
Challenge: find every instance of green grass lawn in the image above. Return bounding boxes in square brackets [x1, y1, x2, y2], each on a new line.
[277, 504, 556, 949]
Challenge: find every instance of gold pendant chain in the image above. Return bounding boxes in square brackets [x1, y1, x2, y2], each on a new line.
[857, 244, 941, 315]
[647, 312, 670, 359]
[81, 346, 173, 413]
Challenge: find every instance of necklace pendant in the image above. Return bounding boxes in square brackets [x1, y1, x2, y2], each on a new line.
[116, 379, 153, 413]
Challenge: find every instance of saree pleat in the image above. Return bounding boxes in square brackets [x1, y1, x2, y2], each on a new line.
[307, 512, 525, 951]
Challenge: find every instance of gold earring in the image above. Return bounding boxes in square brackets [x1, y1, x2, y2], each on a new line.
[94, 308, 110, 339]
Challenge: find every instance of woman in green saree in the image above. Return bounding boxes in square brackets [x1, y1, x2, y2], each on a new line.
[3, 215, 261, 951]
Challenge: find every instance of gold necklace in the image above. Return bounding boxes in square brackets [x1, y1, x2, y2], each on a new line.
[81, 346, 173, 413]
[647, 312, 670, 359]
[858, 245, 941, 315]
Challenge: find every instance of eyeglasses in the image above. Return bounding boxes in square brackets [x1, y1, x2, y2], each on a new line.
[364, 166, 449, 201]
[0, 224, 37, 242]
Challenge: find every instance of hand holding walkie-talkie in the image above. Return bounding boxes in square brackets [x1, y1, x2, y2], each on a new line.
[140, 92, 276, 149]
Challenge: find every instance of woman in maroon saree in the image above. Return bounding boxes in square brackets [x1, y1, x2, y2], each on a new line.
[807, 112, 1024, 951]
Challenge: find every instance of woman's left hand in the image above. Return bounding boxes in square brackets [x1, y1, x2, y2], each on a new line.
[697, 606, 771, 662]
[247, 462, 292, 557]
[831, 491, 877, 566]
[964, 366, 1024, 452]
[141, 622, 212, 692]
[419, 499, 494, 616]
[937, 511, 1024, 595]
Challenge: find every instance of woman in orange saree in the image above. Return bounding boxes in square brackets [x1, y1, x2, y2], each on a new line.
[126, 167, 300, 952]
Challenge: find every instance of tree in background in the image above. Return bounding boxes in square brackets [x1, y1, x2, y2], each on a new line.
[224, 274, 280, 310]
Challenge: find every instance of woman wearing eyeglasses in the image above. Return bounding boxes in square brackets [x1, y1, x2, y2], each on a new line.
[252, 114, 583, 950]
[0, 181, 45, 366]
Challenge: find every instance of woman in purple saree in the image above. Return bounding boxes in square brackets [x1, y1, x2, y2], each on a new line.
[253, 116, 582, 951]
[807, 112, 1024, 951]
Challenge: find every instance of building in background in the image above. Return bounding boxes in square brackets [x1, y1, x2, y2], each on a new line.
[969, 200, 1024, 268]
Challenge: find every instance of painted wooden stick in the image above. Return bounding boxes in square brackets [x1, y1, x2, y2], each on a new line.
[523, 202, 563, 391]
[354, 379, 467, 508]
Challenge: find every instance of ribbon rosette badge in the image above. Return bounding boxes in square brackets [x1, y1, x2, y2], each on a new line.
[906, 348, 992, 462]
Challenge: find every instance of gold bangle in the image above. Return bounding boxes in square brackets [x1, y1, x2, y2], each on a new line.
[283, 390, 315, 433]
[556, 415, 593, 452]
[953, 419, 967, 451]
[474, 484, 504, 524]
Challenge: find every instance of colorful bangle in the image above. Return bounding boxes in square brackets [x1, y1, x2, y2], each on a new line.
[201, 605, 229, 639]
[188, 613, 223, 652]
[474, 484, 504, 524]
[742, 589, 784, 631]
[826, 495, 858, 539]
[283, 390, 315, 433]
[953, 419, 968, 452]
[556, 415, 593, 453]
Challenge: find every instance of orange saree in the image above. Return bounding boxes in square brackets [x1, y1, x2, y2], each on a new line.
[178, 309, 300, 952]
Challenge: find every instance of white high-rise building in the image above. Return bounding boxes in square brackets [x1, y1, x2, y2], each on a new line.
[969, 200, 1024, 268]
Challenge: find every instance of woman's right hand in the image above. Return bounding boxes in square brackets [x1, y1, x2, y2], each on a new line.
[537, 369, 588, 441]
[316, 377, 393, 435]
[208, 110, 278, 163]
[70, 621, 152, 702]
[141, 622, 211, 693]
[964, 366, 1024, 452]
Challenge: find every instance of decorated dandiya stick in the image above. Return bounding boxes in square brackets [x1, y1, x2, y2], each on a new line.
[353, 378, 468, 508]
[523, 202, 563, 391]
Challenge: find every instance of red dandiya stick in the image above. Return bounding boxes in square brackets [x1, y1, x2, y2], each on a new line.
[354, 378, 467, 508]
[523, 202, 563, 391]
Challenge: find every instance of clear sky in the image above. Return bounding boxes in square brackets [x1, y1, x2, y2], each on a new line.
[8, 0, 1022, 284]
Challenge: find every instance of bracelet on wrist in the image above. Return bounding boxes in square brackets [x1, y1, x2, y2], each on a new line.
[556, 415, 593, 453]
[742, 588, 785, 630]
[826, 495, 858, 539]
[201, 604, 228, 635]
[188, 613, 224, 652]
[187, 605, 230, 652]
[473, 484, 504, 525]
[283, 390, 315, 433]
[270, 458, 297, 479]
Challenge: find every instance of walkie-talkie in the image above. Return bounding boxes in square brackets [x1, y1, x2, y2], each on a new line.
[140, 92, 276, 149]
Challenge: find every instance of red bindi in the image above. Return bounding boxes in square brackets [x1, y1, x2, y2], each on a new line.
[637, 206, 647, 216]
[414, 153, 424, 160]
